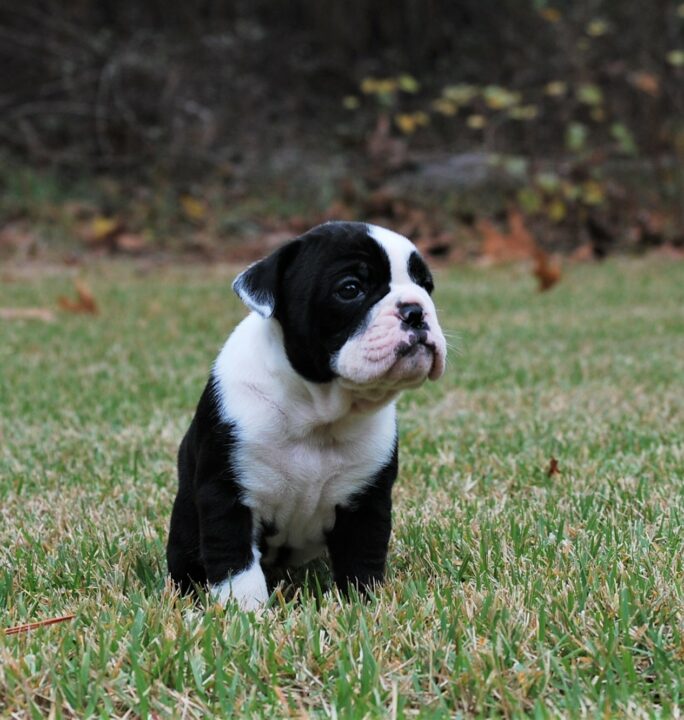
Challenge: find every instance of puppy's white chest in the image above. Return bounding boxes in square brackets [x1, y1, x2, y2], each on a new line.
[213, 313, 398, 566]
[236, 420, 394, 563]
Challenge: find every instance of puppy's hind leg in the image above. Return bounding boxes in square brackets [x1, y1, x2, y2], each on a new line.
[167, 492, 206, 596]
[195, 437, 270, 610]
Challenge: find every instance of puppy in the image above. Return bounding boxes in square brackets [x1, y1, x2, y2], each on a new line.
[167, 221, 446, 609]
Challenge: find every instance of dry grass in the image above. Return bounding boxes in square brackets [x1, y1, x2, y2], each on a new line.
[1, 258, 683, 718]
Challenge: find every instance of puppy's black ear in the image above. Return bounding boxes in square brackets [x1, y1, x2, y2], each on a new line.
[232, 240, 300, 318]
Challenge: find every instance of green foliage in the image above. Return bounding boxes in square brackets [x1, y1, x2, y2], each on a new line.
[349, 0, 684, 200]
[565, 123, 587, 153]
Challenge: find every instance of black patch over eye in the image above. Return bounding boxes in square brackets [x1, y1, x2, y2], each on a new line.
[334, 277, 365, 301]
[407, 251, 434, 294]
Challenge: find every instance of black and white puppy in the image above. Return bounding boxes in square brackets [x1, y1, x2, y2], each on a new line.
[167, 221, 446, 609]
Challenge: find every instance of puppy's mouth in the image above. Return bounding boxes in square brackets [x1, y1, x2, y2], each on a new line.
[385, 336, 434, 382]
[394, 329, 431, 359]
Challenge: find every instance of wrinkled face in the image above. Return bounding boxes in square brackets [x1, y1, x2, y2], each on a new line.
[233, 222, 446, 393]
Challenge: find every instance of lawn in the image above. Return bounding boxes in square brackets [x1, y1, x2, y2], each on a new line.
[1, 257, 683, 718]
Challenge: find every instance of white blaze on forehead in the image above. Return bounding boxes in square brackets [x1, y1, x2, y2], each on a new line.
[366, 224, 415, 286]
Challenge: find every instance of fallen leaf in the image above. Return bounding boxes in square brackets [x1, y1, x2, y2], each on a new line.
[58, 280, 98, 314]
[478, 208, 537, 262]
[533, 248, 562, 291]
[629, 71, 660, 97]
[398, 74, 420, 93]
[432, 98, 457, 116]
[571, 243, 594, 262]
[466, 114, 487, 129]
[86, 216, 121, 245]
[652, 243, 684, 259]
[546, 198, 567, 223]
[180, 195, 207, 222]
[395, 113, 419, 134]
[586, 18, 609, 36]
[581, 180, 605, 206]
[546, 457, 560, 477]
[539, 7, 561, 22]
[78, 216, 125, 251]
[545, 81, 567, 97]
[115, 233, 147, 254]
[4, 614, 75, 635]
[0, 307, 56, 322]
[0, 224, 37, 253]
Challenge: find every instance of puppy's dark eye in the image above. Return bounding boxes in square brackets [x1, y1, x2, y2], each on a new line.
[334, 278, 364, 301]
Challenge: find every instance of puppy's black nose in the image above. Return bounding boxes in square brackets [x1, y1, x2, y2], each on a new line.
[398, 302, 426, 329]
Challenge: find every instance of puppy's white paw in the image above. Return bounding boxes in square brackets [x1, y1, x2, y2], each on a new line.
[211, 555, 269, 611]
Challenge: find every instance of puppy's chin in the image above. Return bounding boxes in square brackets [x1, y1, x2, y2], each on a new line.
[384, 344, 436, 385]
[336, 345, 439, 413]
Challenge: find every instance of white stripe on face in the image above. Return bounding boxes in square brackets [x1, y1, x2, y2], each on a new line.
[365, 224, 415, 287]
[330, 223, 447, 388]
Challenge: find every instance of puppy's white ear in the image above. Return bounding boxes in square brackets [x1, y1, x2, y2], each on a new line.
[232, 240, 300, 318]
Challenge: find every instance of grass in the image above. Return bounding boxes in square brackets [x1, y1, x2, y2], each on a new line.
[1, 257, 683, 718]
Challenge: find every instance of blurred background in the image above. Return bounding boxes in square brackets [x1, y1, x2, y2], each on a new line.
[1, 0, 683, 270]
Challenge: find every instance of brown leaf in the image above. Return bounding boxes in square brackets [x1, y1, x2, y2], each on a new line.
[546, 457, 560, 477]
[114, 233, 147, 254]
[0, 224, 34, 250]
[652, 243, 684, 259]
[477, 209, 536, 263]
[571, 243, 594, 262]
[179, 195, 207, 222]
[58, 280, 98, 314]
[4, 614, 75, 635]
[533, 248, 562, 291]
[81, 216, 122, 247]
[0, 307, 56, 322]
[629, 71, 660, 97]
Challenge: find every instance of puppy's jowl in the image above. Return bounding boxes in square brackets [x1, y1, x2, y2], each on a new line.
[167, 221, 446, 609]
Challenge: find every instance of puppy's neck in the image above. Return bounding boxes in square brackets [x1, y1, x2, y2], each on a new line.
[213, 313, 398, 436]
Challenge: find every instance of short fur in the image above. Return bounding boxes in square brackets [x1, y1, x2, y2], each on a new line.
[167, 221, 446, 608]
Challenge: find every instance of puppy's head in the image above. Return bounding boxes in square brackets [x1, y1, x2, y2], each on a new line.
[233, 221, 446, 396]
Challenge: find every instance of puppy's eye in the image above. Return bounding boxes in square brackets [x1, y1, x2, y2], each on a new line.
[334, 278, 364, 301]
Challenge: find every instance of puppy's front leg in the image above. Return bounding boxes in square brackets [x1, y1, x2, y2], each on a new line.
[326, 448, 397, 597]
[195, 443, 268, 610]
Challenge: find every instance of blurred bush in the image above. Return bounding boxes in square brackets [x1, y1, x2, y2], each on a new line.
[1, 1, 683, 260]
[1, 0, 682, 173]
